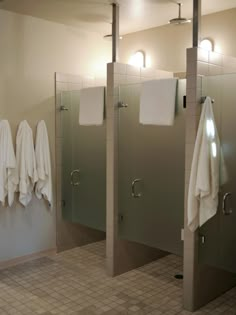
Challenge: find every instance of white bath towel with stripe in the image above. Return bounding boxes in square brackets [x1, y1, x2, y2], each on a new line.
[187, 97, 227, 231]
[16, 120, 38, 207]
[0, 120, 18, 206]
[35, 120, 52, 207]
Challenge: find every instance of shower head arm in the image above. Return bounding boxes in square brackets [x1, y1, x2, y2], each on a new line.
[168, 2, 190, 25]
[178, 3, 182, 19]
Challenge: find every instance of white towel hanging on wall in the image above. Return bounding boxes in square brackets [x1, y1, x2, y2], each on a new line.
[0, 120, 18, 207]
[35, 120, 52, 207]
[79, 86, 105, 125]
[16, 120, 38, 207]
[187, 97, 227, 231]
[139, 78, 177, 126]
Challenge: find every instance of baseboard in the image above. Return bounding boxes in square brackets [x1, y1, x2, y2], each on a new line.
[0, 248, 57, 270]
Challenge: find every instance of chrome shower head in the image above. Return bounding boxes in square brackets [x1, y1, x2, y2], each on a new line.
[169, 2, 191, 25]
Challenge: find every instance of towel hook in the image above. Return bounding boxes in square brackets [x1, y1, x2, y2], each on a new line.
[118, 101, 128, 108]
[59, 92, 69, 111]
[200, 96, 215, 104]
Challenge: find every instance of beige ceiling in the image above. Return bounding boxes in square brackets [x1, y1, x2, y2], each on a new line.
[0, 0, 236, 35]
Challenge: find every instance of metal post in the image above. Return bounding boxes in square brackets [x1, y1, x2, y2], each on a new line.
[192, 0, 201, 47]
[112, 3, 119, 62]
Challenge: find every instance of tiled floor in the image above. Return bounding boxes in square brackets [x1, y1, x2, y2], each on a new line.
[0, 241, 236, 315]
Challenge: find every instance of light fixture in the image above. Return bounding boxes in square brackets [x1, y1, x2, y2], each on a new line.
[128, 51, 145, 68]
[200, 38, 214, 52]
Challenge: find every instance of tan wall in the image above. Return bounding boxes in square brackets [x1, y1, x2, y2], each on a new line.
[0, 9, 111, 261]
[119, 9, 236, 73]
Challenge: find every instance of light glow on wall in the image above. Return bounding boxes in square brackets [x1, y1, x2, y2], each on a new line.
[128, 51, 145, 68]
[146, 55, 152, 68]
[200, 39, 214, 52]
[214, 44, 222, 54]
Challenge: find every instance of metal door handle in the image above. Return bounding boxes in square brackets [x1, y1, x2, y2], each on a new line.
[222, 192, 233, 215]
[70, 169, 80, 186]
[131, 179, 142, 198]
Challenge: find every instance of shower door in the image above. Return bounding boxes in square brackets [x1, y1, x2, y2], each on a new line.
[118, 80, 186, 255]
[199, 73, 236, 273]
[61, 90, 106, 232]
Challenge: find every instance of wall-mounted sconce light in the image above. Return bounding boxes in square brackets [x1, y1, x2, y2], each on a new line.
[128, 50, 146, 68]
[200, 38, 214, 52]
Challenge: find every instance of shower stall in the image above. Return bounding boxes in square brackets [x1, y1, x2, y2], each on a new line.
[55, 73, 107, 252]
[118, 80, 186, 256]
[54, 1, 236, 312]
[106, 62, 188, 278]
[60, 89, 106, 232]
[106, 56, 236, 311]
[199, 73, 236, 274]
[183, 44, 236, 311]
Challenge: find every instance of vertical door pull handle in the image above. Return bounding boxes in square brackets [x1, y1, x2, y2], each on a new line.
[70, 169, 80, 186]
[131, 179, 142, 198]
[222, 192, 233, 215]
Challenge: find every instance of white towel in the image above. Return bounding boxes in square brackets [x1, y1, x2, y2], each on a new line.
[79, 86, 105, 125]
[0, 120, 18, 206]
[16, 120, 38, 207]
[187, 97, 227, 232]
[35, 120, 52, 206]
[139, 78, 177, 125]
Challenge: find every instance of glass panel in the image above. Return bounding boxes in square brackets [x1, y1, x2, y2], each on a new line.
[220, 74, 236, 273]
[200, 73, 236, 273]
[61, 91, 73, 221]
[118, 80, 186, 256]
[198, 76, 222, 267]
[71, 90, 106, 231]
[61, 89, 106, 232]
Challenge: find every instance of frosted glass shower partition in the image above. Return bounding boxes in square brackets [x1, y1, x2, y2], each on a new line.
[61, 90, 106, 231]
[199, 73, 236, 273]
[118, 80, 186, 255]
